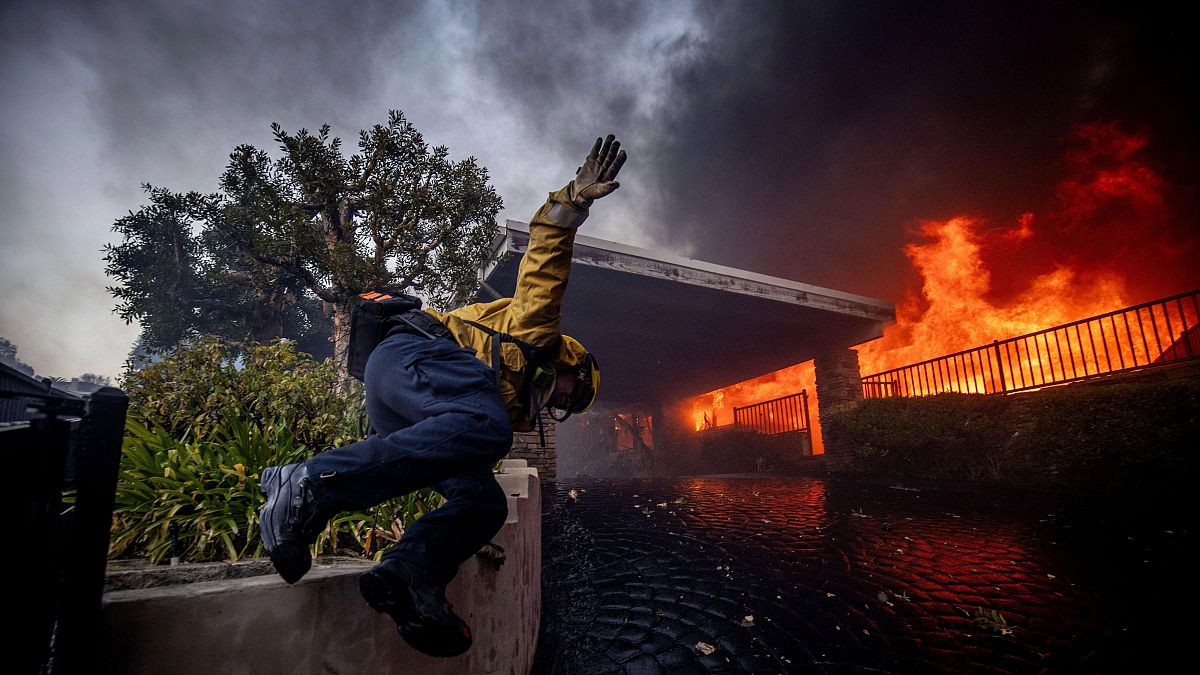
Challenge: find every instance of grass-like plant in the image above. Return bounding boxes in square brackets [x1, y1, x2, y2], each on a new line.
[109, 338, 443, 564]
[973, 607, 1014, 636]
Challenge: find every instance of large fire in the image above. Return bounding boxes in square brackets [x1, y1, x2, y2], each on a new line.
[855, 216, 1129, 376]
[688, 362, 822, 452]
[687, 122, 1197, 452]
[859, 122, 1185, 377]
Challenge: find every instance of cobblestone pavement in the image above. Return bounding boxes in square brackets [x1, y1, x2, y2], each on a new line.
[531, 474, 1190, 674]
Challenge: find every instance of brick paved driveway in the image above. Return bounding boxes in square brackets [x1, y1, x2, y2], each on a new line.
[531, 474, 1189, 674]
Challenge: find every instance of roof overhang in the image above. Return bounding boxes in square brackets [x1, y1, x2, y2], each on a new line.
[477, 221, 895, 404]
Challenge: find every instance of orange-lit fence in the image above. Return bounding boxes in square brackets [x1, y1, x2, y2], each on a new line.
[733, 390, 811, 435]
[861, 289, 1200, 398]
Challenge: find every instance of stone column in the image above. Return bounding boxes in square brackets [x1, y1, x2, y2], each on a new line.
[813, 348, 863, 470]
[508, 419, 556, 483]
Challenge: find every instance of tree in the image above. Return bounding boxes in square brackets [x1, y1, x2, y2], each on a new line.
[0, 337, 17, 363]
[105, 187, 321, 354]
[0, 337, 35, 376]
[79, 373, 113, 387]
[105, 110, 503, 375]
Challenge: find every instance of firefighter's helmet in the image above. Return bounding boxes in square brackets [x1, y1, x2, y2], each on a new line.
[549, 335, 599, 419]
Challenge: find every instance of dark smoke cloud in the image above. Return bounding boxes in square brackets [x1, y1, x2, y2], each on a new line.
[459, 0, 712, 244]
[466, 1, 680, 144]
[17, 0, 423, 183]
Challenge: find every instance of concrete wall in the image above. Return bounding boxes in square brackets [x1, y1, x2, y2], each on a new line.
[102, 461, 541, 674]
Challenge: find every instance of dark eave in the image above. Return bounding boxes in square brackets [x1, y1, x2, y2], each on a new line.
[477, 221, 895, 403]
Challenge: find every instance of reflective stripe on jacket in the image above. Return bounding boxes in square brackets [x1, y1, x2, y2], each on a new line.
[424, 184, 586, 431]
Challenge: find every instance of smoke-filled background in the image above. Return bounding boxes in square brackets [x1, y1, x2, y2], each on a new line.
[2, 0, 1197, 380]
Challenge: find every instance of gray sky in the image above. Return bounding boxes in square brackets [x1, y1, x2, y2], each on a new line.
[2, 0, 1196, 380]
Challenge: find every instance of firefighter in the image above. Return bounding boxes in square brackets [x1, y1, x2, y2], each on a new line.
[258, 134, 626, 657]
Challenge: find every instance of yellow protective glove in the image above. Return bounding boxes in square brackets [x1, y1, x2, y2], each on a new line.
[570, 134, 627, 209]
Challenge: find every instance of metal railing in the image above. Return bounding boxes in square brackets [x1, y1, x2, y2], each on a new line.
[861, 289, 1200, 398]
[733, 390, 810, 435]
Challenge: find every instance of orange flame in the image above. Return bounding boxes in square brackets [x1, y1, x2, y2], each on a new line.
[856, 216, 1130, 376]
[859, 122, 1186, 377]
[687, 362, 823, 453]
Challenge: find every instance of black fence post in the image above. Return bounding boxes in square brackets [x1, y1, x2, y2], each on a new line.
[56, 386, 128, 674]
[19, 403, 78, 675]
[992, 340, 1007, 393]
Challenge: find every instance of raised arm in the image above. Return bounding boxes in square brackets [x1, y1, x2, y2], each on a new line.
[508, 135, 627, 347]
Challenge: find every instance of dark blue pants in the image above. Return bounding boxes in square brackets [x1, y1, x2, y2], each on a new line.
[305, 330, 513, 586]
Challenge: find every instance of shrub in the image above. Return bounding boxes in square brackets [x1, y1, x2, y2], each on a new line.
[823, 377, 1200, 490]
[122, 338, 364, 450]
[823, 393, 1011, 480]
[111, 338, 441, 564]
[1008, 378, 1200, 489]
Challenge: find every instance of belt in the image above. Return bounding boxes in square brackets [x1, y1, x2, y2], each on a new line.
[386, 309, 455, 342]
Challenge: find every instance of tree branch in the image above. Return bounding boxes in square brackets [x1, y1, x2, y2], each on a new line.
[246, 250, 339, 303]
[212, 213, 340, 304]
[185, 297, 236, 310]
[382, 170, 434, 253]
[393, 218, 457, 290]
[356, 140, 387, 192]
[370, 212, 388, 268]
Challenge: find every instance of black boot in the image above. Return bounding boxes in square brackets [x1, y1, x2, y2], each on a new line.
[258, 462, 331, 584]
[359, 557, 473, 658]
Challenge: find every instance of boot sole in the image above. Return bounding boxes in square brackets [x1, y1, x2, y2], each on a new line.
[359, 568, 472, 658]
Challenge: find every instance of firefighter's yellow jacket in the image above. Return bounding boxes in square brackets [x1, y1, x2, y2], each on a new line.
[424, 184, 587, 431]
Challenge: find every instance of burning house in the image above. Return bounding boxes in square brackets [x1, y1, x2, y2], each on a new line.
[683, 123, 1200, 471]
[476, 221, 896, 479]
[478, 121, 1200, 482]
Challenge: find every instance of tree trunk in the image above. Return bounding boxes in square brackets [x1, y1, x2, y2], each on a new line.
[332, 300, 354, 386]
[322, 203, 358, 386]
[248, 286, 287, 342]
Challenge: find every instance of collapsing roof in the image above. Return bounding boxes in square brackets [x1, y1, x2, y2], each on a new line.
[477, 221, 896, 404]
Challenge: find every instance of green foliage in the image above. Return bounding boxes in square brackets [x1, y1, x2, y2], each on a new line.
[0, 336, 17, 361]
[79, 373, 112, 387]
[973, 607, 1014, 636]
[1009, 378, 1200, 487]
[104, 109, 503, 365]
[823, 393, 1011, 480]
[823, 378, 1200, 488]
[0, 336, 35, 375]
[111, 419, 281, 562]
[112, 338, 440, 564]
[104, 187, 331, 356]
[123, 337, 362, 450]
